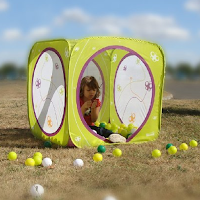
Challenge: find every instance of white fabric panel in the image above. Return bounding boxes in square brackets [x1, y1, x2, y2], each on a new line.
[114, 55, 153, 127]
[32, 50, 65, 134]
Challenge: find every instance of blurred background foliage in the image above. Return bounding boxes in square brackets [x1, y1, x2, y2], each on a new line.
[0, 62, 200, 81]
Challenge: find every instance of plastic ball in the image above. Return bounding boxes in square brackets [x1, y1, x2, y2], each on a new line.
[44, 141, 52, 148]
[8, 151, 17, 160]
[105, 123, 112, 130]
[94, 121, 100, 127]
[166, 143, 173, 150]
[128, 123, 134, 129]
[120, 123, 127, 129]
[112, 128, 118, 133]
[103, 195, 117, 200]
[30, 184, 44, 198]
[33, 156, 42, 166]
[189, 140, 198, 147]
[100, 123, 106, 128]
[97, 145, 106, 153]
[168, 146, 177, 155]
[120, 129, 128, 137]
[33, 152, 42, 159]
[179, 143, 188, 151]
[152, 149, 161, 158]
[42, 157, 52, 167]
[73, 159, 84, 167]
[25, 158, 35, 166]
[112, 148, 122, 157]
[93, 153, 103, 162]
[111, 123, 118, 130]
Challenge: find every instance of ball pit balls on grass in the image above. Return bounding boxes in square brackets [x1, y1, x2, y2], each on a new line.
[103, 195, 117, 200]
[112, 148, 122, 157]
[179, 143, 188, 151]
[93, 153, 103, 162]
[97, 145, 106, 153]
[167, 146, 177, 155]
[8, 151, 17, 160]
[152, 149, 161, 158]
[44, 141, 52, 148]
[30, 184, 44, 198]
[33, 152, 42, 159]
[42, 157, 52, 167]
[25, 158, 35, 166]
[73, 159, 84, 167]
[166, 143, 173, 150]
[189, 140, 198, 147]
[33, 156, 42, 166]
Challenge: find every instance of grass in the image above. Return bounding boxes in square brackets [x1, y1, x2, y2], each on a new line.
[0, 80, 200, 200]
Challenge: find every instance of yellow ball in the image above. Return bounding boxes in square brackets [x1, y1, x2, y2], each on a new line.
[179, 143, 188, 151]
[112, 148, 122, 157]
[105, 123, 112, 130]
[152, 149, 161, 158]
[168, 146, 177, 155]
[33, 152, 42, 159]
[120, 129, 128, 137]
[8, 151, 17, 160]
[93, 153, 103, 162]
[33, 156, 42, 166]
[94, 121, 100, 127]
[25, 158, 35, 166]
[120, 123, 127, 129]
[189, 140, 198, 147]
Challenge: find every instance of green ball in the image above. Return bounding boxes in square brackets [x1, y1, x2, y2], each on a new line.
[8, 151, 17, 160]
[166, 143, 173, 150]
[99, 123, 106, 128]
[44, 141, 52, 148]
[97, 145, 106, 153]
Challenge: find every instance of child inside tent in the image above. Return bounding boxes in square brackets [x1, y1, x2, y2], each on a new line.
[79, 76, 126, 143]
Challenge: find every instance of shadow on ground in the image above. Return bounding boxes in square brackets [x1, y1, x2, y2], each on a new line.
[0, 128, 45, 148]
[162, 108, 200, 116]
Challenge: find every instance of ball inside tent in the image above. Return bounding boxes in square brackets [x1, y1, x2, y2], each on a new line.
[100, 122, 106, 128]
[103, 195, 117, 200]
[152, 149, 161, 158]
[8, 151, 17, 160]
[44, 141, 52, 148]
[42, 157, 52, 167]
[33, 156, 42, 166]
[33, 152, 42, 159]
[97, 145, 106, 153]
[93, 153, 103, 162]
[189, 140, 198, 147]
[168, 146, 177, 155]
[112, 148, 122, 157]
[73, 159, 84, 167]
[166, 143, 173, 150]
[30, 184, 44, 198]
[179, 143, 188, 151]
[25, 158, 35, 166]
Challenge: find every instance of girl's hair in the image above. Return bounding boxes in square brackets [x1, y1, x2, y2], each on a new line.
[80, 76, 100, 99]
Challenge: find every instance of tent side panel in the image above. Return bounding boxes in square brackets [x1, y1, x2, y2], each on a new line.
[27, 39, 70, 146]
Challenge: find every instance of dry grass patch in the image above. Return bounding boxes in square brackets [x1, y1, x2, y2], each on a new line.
[1, 81, 200, 200]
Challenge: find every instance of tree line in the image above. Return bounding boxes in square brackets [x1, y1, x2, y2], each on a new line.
[0, 62, 200, 80]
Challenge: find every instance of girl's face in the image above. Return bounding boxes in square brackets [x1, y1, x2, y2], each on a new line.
[83, 85, 96, 100]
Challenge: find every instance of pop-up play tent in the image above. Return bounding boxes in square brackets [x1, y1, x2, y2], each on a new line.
[27, 36, 165, 148]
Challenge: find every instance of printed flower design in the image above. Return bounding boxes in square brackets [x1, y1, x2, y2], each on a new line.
[150, 51, 159, 62]
[35, 78, 41, 89]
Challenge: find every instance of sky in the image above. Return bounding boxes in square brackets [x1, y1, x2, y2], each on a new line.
[0, 0, 200, 68]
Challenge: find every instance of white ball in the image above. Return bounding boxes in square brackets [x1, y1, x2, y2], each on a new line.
[93, 130, 97, 134]
[73, 159, 84, 167]
[30, 184, 44, 198]
[103, 196, 117, 200]
[42, 157, 52, 167]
